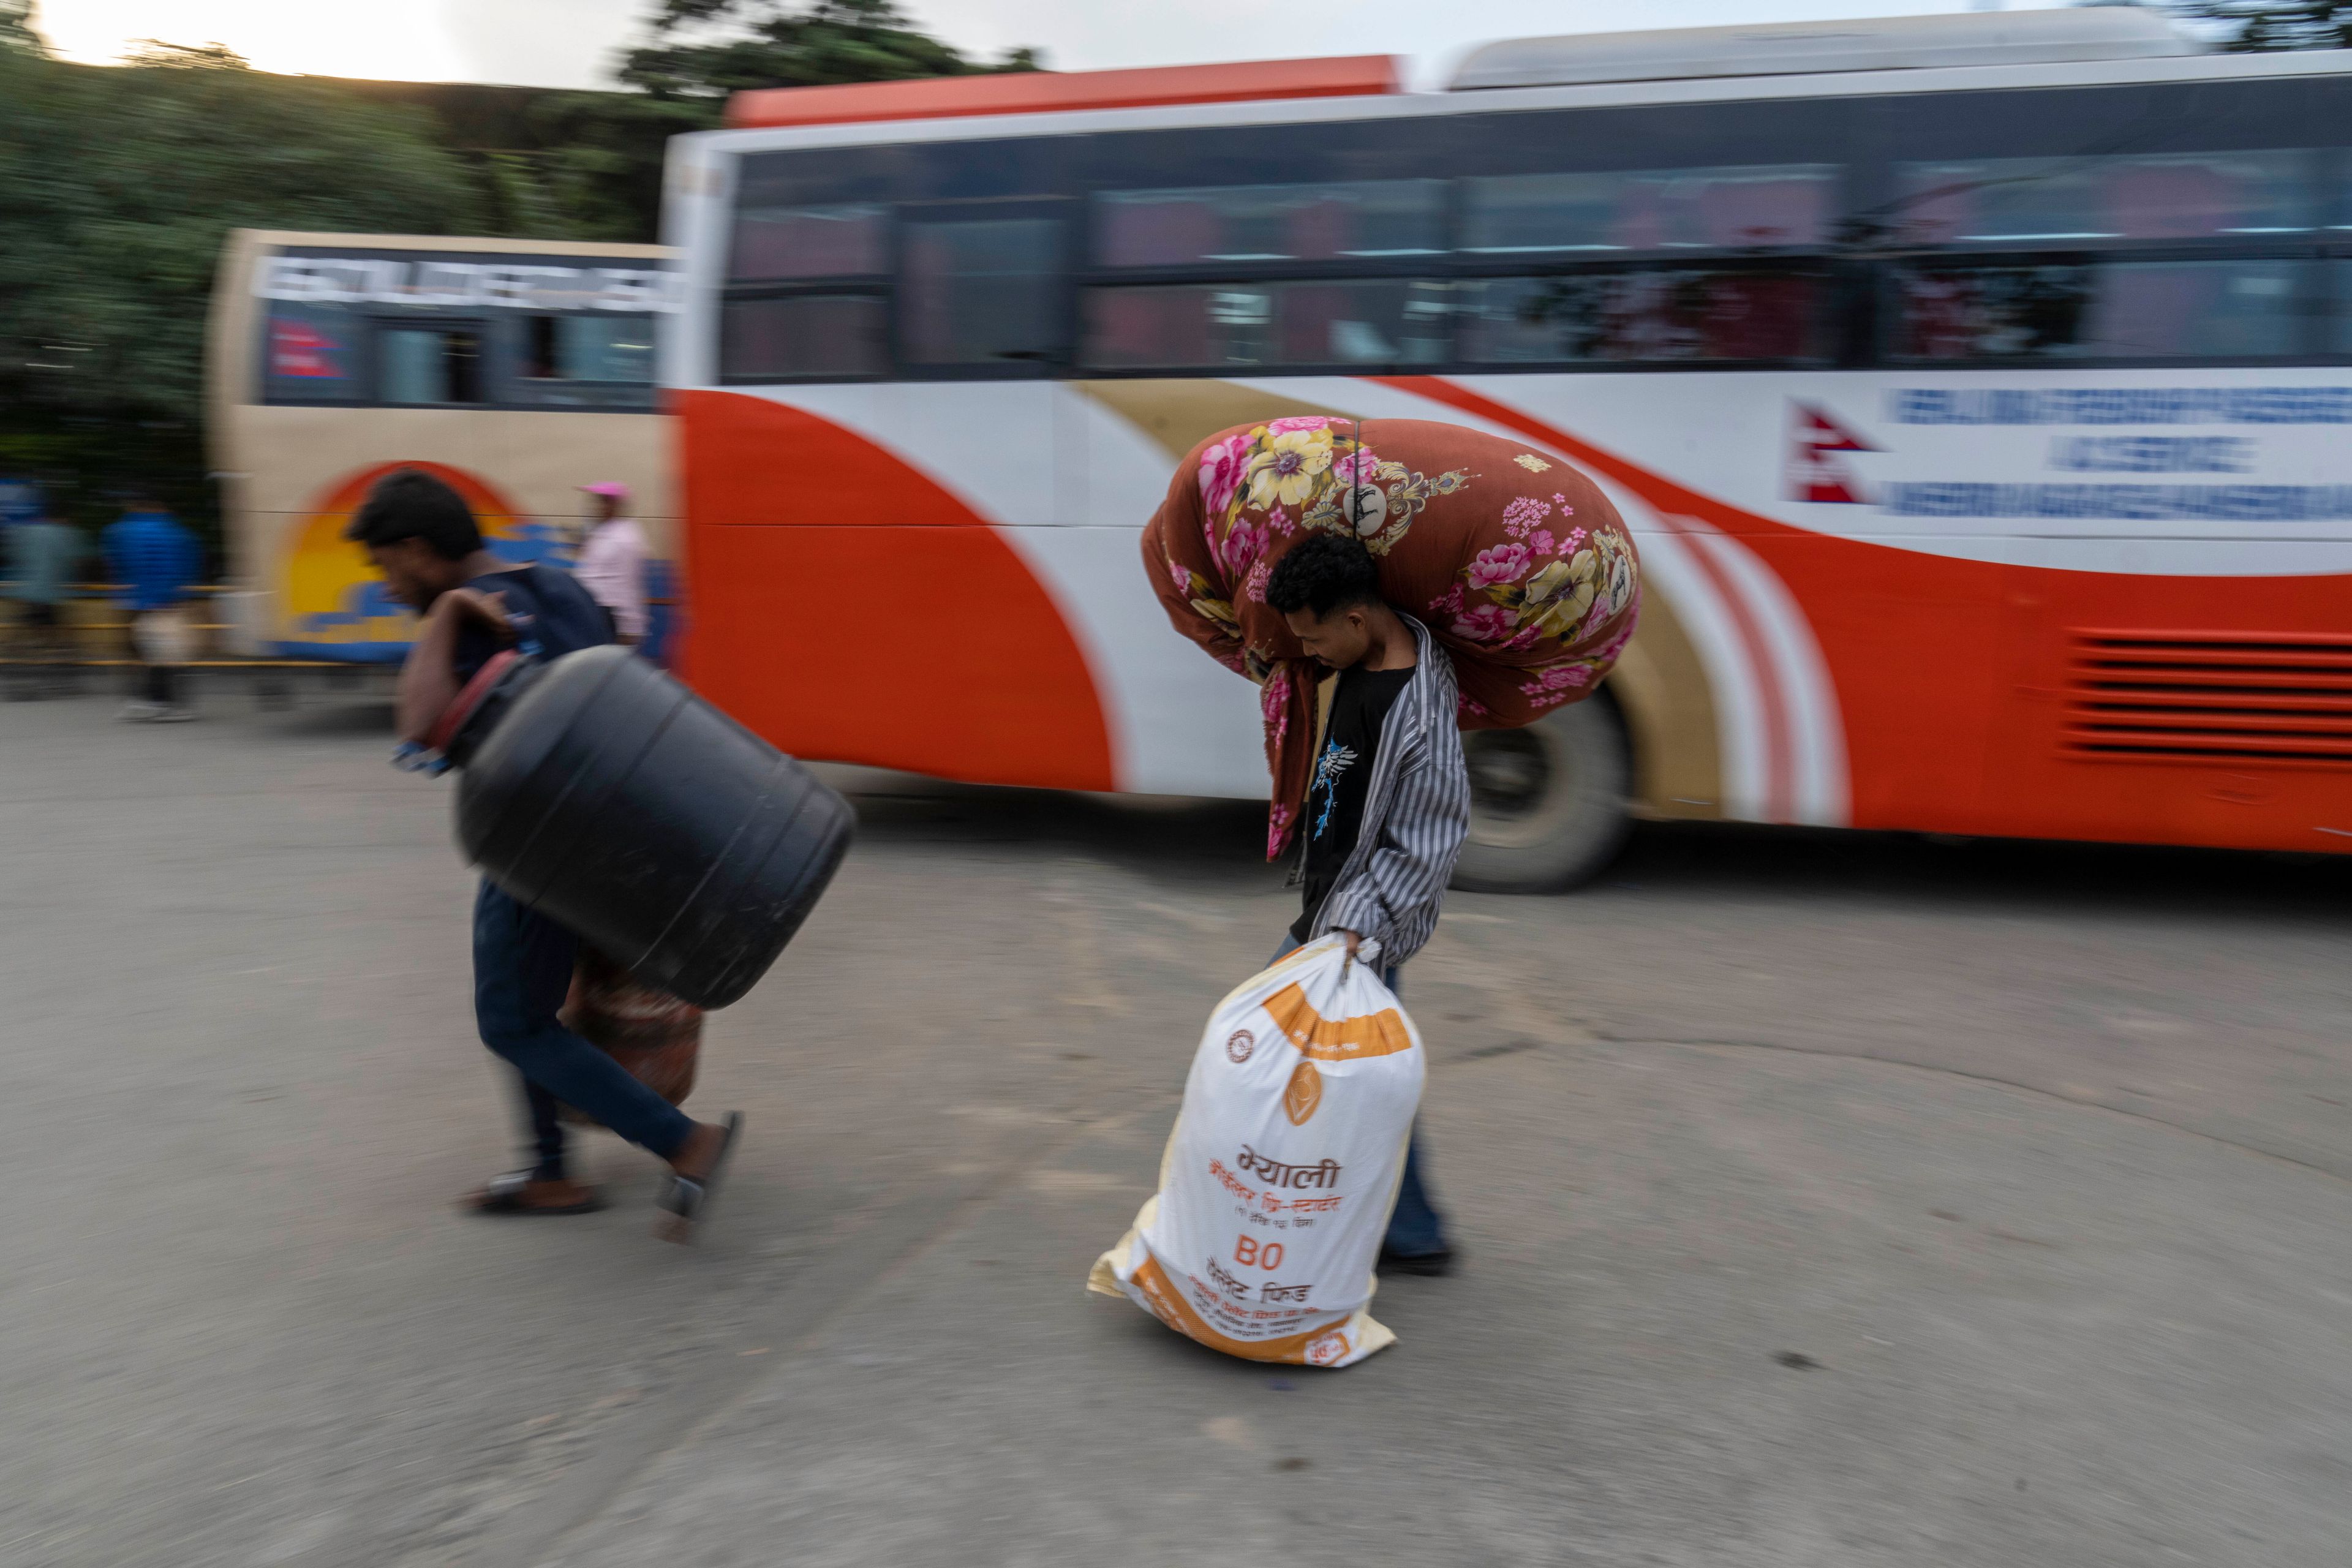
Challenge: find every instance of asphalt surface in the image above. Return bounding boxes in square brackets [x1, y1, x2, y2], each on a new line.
[4, 684, 2350, 1567]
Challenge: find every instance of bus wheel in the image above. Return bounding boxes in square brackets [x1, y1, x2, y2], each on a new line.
[1453, 693, 1631, 894]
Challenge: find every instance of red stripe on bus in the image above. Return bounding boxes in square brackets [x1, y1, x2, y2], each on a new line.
[727, 56, 1401, 130]
[1656, 514, 1795, 823]
[674, 390, 1117, 793]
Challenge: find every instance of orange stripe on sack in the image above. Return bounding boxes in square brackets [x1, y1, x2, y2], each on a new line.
[1262, 984, 1414, 1061]
[1129, 1255, 1351, 1366]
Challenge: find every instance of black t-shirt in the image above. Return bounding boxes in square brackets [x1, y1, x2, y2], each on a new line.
[1291, 663, 1413, 943]
[450, 563, 614, 685]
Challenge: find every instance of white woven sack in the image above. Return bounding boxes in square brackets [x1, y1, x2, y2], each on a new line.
[1089, 935, 1425, 1368]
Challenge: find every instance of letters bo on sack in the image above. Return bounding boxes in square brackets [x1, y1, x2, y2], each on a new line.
[1089, 937, 1425, 1368]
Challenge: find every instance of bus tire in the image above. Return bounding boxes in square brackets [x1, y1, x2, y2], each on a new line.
[1452, 692, 1632, 894]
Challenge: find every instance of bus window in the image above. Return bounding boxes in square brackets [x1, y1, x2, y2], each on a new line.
[721, 295, 889, 380]
[899, 216, 1064, 370]
[1093, 180, 1445, 266]
[262, 302, 362, 402]
[729, 203, 888, 281]
[518, 314, 658, 407]
[1463, 165, 1836, 254]
[1461, 269, 1833, 364]
[1891, 151, 2318, 244]
[1888, 259, 2308, 360]
[1082, 280, 1451, 371]
[379, 324, 484, 405]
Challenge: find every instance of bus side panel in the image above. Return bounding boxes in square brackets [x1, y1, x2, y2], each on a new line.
[1743, 532, 2352, 851]
[676, 389, 1117, 791]
[1980, 567, 2352, 851]
[1390, 374, 2352, 855]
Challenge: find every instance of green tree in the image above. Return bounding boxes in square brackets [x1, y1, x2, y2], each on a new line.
[2, 0, 40, 52]
[0, 42, 489, 531]
[2149, 1, 2352, 49]
[0, 1, 1041, 536]
[475, 1, 1042, 245]
[622, 0, 1039, 102]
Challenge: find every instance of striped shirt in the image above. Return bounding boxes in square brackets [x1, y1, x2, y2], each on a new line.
[1304, 614, 1472, 968]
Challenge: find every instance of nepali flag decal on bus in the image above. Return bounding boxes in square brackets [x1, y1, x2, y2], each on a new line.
[1791, 403, 1876, 505]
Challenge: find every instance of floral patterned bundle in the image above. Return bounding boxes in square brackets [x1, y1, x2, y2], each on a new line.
[1140, 416, 1640, 857]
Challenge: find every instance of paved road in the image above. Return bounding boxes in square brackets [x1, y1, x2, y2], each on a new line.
[4, 689, 2350, 1567]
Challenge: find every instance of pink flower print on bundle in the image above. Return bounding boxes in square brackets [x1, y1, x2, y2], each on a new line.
[1166, 557, 1194, 595]
[1561, 526, 1588, 552]
[1265, 416, 1333, 434]
[1592, 609, 1640, 666]
[1519, 663, 1593, 698]
[1457, 693, 1490, 718]
[1531, 529, 1556, 556]
[1501, 496, 1551, 540]
[1450, 603, 1512, 643]
[1330, 445, 1381, 486]
[1266, 504, 1295, 538]
[1554, 493, 1574, 514]
[1466, 541, 1531, 591]
[1243, 557, 1272, 604]
[1221, 516, 1267, 577]
[1261, 667, 1291, 744]
[1197, 435, 1249, 517]
[1426, 583, 1466, 616]
[1266, 801, 1295, 857]
[1502, 622, 1547, 652]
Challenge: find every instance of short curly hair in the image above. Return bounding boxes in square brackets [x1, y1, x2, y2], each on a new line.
[344, 468, 482, 562]
[1265, 533, 1381, 619]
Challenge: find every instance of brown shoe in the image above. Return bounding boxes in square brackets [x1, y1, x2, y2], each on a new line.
[467, 1171, 605, 1216]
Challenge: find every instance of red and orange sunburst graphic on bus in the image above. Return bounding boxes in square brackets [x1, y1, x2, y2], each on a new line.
[276, 461, 565, 660]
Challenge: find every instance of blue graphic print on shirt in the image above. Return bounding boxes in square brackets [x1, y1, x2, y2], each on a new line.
[1310, 739, 1359, 840]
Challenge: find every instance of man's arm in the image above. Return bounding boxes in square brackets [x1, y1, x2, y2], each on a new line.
[394, 589, 509, 746]
[1318, 728, 1472, 968]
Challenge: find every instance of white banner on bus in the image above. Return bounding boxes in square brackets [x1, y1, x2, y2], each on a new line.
[258, 256, 679, 312]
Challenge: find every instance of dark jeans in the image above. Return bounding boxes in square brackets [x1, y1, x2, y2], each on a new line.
[144, 664, 178, 706]
[1270, 934, 1452, 1259]
[473, 879, 693, 1180]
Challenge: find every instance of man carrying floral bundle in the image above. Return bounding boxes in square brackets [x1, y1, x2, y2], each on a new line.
[1262, 530, 1471, 1273]
[1142, 413, 1645, 1275]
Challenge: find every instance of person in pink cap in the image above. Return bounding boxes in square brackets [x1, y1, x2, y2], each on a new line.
[573, 481, 647, 646]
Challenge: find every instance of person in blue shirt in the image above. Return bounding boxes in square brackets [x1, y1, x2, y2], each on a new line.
[100, 494, 203, 722]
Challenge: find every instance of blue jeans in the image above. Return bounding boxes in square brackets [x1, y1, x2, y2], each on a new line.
[1270, 935, 1452, 1259]
[473, 879, 693, 1179]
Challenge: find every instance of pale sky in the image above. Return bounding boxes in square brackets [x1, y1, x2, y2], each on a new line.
[32, 0, 2084, 88]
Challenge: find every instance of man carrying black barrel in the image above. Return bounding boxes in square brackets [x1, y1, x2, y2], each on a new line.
[347, 468, 739, 1240]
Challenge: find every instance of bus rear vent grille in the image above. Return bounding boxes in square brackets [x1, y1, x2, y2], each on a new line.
[2065, 630, 2352, 766]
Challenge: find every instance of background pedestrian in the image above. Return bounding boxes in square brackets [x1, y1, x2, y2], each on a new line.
[100, 492, 202, 722]
[573, 481, 648, 647]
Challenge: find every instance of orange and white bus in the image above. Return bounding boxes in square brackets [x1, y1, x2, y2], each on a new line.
[207, 231, 678, 666]
[663, 10, 2352, 888]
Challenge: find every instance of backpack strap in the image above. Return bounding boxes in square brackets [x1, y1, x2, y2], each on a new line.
[426, 649, 521, 756]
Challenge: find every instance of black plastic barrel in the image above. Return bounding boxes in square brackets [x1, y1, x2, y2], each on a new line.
[454, 646, 853, 1009]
